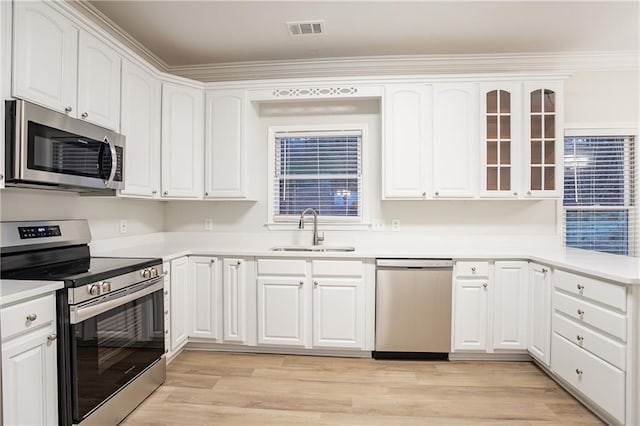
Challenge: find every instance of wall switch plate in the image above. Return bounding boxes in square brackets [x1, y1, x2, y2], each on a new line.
[391, 219, 400, 231]
[119, 219, 127, 234]
[204, 218, 214, 231]
[371, 219, 384, 232]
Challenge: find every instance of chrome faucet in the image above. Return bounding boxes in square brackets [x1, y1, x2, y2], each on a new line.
[298, 208, 324, 246]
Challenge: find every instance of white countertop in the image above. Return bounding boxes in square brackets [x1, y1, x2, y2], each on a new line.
[92, 233, 640, 285]
[0, 280, 64, 306]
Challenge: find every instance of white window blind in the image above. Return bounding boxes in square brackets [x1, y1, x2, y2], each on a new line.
[563, 136, 636, 256]
[273, 130, 362, 221]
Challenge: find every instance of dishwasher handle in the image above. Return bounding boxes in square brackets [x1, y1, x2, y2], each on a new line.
[376, 259, 453, 268]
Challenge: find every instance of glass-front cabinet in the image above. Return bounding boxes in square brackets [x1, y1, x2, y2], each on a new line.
[480, 83, 522, 198]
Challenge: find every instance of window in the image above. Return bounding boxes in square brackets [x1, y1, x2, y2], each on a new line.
[563, 136, 636, 256]
[269, 127, 363, 224]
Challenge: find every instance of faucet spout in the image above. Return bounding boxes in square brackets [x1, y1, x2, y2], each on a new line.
[298, 208, 323, 246]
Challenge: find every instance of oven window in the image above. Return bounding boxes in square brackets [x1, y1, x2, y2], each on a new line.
[71, 288, 163, 421]
[27, 121, 123, 181]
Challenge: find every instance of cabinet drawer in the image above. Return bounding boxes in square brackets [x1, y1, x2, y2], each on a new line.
[1, 294, 55, 340]
[312, 260, 363, 277]
[554, 270, 626, 312]
[455, 261, 489, 277]
[257, 259, 306, 276]
[551, 333, 625, 424]
[554, 291, 626, 341]
[553, 313, 625, 370]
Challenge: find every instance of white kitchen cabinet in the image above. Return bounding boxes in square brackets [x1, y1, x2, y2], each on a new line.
[382, 84, 432, 199]
[523, 81, 564, 198]
[0, 0, 9, 189]
[169, 256, 189, 357]
[528, 262, 551, 365]
[1, 293, 58, 426]
[204, 89, 250, 199]
[432, 83, 479, 198]
[13, 0, 78, 115]
[222, 258, 250, 344]
[492, 261, 528, 350]
[257, 276, 307, 346]
[189, 256, 222, 340]
[120, 59, 161, 198]
[453, 278, 489, 351]
[162, 262, 171, 359]
[479, 82, 523, 198]
[161, 82, 204, 199]
[77, 31, 121, 130]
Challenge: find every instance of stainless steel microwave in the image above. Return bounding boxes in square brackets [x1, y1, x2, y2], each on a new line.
[4, 100, 125, 192]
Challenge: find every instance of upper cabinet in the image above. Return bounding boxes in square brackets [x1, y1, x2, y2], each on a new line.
[432, 83, 479, 198]
[524, 81, 563, 198]
[120, 60, 161, 198]
[161, 82, 205, 199]
[204, 89, 250, 199]
[12, 1, 122, 131]
[382, 84, 432, 199]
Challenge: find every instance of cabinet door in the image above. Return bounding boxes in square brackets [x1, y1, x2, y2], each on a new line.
[312, 277, 365, 349]
[493, 261, 528, 350]
[13, 0, 77, 114]
[528, 263, 551, 365]
[432, 83, 479, 198]
[382, 84, 431, 199]
[120, 60, 161, 198]
[2, 325, 57, 426]
[257, 276, 306, 346]
[162, 262, 171, 358]
[170, 257, 189, 354]
[77, 31, 121, 130]
[204, 89, 247, 198]
[479, 83, 522, 198]
[161, 82, 204, 199]
[524, 81, 563, 198]
[453, 278, 489, 351]
[222, 258, 248, 343]
[189, 257, 221, 340]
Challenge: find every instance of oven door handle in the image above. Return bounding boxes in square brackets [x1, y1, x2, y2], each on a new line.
[70, 279, 163, 324]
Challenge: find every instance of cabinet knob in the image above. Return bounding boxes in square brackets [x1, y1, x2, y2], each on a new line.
[526, 191, 532, 196]
[64, 106, 72, 113]
[165, 310, 169, 315]
[164, 290, 169, 295]
[163, 191, 168, 196]
[205, 192, 209, 196]
[577, 284, 584, 291]
[575, 369, 583, 376]
[26, 313, 37, 322]
[299, 281, 304, 287]
[47, 334, 57, 342]
[210, 259, 216, 263]
[152, 190, 157, 195]
[237, 260, 242, 266]
[577, 309, 585, 317]
[482, 282, 488, 288]
[576, 335, 584, 343]
[81, 112, 88, 119]
[165, 330, 169, 334]
[541, 268, 548, 274]
[471, 267, 476, 273]
[513, 192, 518, 197]
[0, 174, 4, 180]
[314, 280, 319, 287]
[421, 192, 426, 197]
[435, 191, 440, 196]
[165, 349, 169, 354]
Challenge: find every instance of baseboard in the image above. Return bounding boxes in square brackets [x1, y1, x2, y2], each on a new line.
[448, 352, 532, 361]
[184, 341, 373, 358]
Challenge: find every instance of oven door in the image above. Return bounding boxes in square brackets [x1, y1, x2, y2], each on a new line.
[68, 278, 164, 423]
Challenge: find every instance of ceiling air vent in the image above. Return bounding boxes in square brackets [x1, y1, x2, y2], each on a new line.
[287, 20, 325, 36]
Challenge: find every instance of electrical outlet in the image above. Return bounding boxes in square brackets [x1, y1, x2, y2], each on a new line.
[119, 219, 127, 234]
[391, 219, 400, 232]
[204, 218, 214, 231]
[371, 219, 384, 232]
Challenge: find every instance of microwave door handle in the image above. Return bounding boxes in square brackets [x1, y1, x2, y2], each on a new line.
[105, 136, 117, 187]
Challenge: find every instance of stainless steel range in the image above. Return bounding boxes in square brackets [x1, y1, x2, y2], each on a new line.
[0, 220, 165, 425]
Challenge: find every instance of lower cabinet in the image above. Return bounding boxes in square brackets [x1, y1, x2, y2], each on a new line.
[492, 261, 528, 350]
[453, 277, 489, 351]
[257, 274, 306, 346]
[528, 262, 551, 365]
[1, 293, 58, 425]
[222, 258, 252, 344]
[189, 256, 221, 340]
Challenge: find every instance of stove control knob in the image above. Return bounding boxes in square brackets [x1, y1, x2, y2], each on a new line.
[150, 268, 159, 278]
[101, 281, 112, 293]
[88, 284, 101, 296]
[142, 269, 151, 279]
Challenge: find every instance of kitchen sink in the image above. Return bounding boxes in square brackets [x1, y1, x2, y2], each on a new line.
[270, 246, 355, 252]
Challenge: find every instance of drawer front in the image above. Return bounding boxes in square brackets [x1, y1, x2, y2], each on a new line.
[551, 333, 625, 423]
[312, 260, 363, 277]
[553, 313, 625, 370]
[1, 294, 55, 340]
[555, 270, 626, 312]
[257, 259, 306, 276]
[455, 261, 489, 277]
[554, 290, 626, 341]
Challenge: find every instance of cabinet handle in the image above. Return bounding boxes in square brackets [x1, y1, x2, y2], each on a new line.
[299, 281, 304, 287]
[164, 270, 168, 275]
[577, 284, 584, 291]
[421, 192, 426, 197]
[513, 192, 518, 197]
[0, 174, 3, 181]
[482, 282, 488, 288]
[152, 190, 157, 195]
[541, 268, 548, 273]
[576, 335, 584, 343]
[526, 191, 532, 196]
[26, 313, 37, 322]
[205, 192, 209, 196]
[165, 310, 169, 315]
[471, 267, 476, 273]
[81, 112, 88, 119]
[164, 290, 169, 295]
[165, 330, 169, 334]
[163, 191, 168, 196]
[575, 369, 583, 376]
[314, 281, 319, 287]
[435, 191, 440, 196]
[46, 334, 57, 342]
[210, 259, 216, 263]
[165, 349, 169, 354]
[577, 309, 585, 317]
[237, 260, 242, 266]
[64, 106, 72, 113]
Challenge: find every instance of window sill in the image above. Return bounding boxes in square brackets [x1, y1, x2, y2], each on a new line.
[265, 222, 371, 231]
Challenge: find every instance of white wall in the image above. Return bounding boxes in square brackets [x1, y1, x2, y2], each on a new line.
[0, 189, 164, 240]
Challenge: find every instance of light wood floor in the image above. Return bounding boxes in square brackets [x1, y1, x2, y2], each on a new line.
[122, 351, 602, 425]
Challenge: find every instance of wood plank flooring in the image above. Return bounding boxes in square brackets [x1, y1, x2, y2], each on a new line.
[122, 351, 602, 425]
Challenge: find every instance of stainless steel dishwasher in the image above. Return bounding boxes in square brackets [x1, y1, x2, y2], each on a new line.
[374, 259, 453, 359]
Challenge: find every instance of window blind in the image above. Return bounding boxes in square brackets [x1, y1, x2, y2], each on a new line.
[563, 136, 636, 256]
[273, 130, 362, 221]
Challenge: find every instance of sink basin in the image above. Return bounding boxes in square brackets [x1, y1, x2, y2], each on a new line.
[270, 246, 355, 252]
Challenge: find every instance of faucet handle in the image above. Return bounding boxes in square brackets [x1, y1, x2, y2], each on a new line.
[317, 232, 325, 244]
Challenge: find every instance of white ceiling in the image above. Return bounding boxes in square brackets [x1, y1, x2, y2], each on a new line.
[87, 1, 639, 68]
